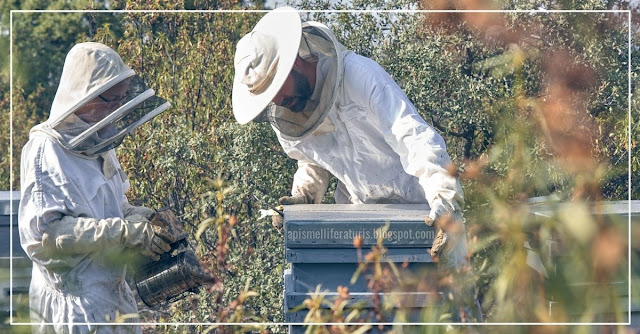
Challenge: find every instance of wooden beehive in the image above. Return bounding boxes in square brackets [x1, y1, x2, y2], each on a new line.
[282, 204, 442, 329]
[528, 200, 640, 323]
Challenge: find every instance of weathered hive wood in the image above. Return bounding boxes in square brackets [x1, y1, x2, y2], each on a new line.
[0, 191, 24, 261]
[0, 191, 30, 320]
[284, 204, 436, 248]
[282, 204, 439, 326]
[528, 200, 640, 320]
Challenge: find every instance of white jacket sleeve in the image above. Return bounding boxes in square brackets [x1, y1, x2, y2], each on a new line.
[368, 73, 464, 221]
[19, 188, 156, 268]
[290, 158, 332, 204]
[122, 201, 155, 220]
[19, 187, 65, 262]
[19, 173, 155, 261]
[41, 215, 155, 255]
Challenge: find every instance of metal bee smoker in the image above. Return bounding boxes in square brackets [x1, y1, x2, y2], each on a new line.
[134, 209, 215, 307]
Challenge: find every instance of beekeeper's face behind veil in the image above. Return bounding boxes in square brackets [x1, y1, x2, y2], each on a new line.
[232, 7, 346, 141]
[33, 42, 170, 155]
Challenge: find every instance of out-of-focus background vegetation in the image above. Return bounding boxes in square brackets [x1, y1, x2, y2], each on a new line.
[1, 0, 638, 333]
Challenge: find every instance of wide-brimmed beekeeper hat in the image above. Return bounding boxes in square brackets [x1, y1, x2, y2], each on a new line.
[232, 7, 346, 141]
[232, 7, 302, 125]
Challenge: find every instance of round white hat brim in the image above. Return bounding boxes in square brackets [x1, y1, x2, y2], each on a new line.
[232, 7, 302, 124]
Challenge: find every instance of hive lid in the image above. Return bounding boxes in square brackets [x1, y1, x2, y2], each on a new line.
[284, 204, 436, 249]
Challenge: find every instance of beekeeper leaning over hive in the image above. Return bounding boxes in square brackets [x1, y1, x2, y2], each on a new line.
[19, 42, 176, 333]
[231, 8, 468, 269]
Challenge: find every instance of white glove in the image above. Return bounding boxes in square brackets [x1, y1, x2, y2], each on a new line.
[125, 214, 176, 261]
[426, 203, 467, 269]
[41, 215, 172, 261]
[122, 203, 155, 220]
[270, 195, 309, 230]
[278, 195, 309, 205]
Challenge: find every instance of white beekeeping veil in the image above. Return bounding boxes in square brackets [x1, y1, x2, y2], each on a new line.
[32, 42, 170, 155]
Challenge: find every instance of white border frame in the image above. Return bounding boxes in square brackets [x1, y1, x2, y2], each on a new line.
[8, 8, 633, 328]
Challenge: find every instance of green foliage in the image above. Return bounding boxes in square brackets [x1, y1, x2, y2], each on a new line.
[104, 4, 294, 327]
[10, 1, 122, 116]
[3, 0, 637, 331]
[294, 0, 633, 329]
[297, 2, 631, 201]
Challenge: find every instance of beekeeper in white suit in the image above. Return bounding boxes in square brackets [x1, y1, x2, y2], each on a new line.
[232, 8, 468, 269]
[19, 42, 175, 333]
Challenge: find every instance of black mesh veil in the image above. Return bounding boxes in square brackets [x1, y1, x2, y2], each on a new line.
[64, 75, 170, 155]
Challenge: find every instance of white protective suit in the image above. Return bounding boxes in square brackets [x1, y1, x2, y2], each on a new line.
[232, 10, 468, 267]
[275, 26, 468, 268]
[19, 43, 168, 333]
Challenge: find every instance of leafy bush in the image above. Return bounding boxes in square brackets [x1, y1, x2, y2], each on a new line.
[2, 0, 638, 332]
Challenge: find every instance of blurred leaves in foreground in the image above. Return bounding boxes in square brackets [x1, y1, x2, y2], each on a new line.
[2, 0, 638, 332]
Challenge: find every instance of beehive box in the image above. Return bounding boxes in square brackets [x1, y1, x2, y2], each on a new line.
[282, 201, 640, 331]
[282, 204, 442, 330]
[528, 200, 640, 323]
[0, 191, 31, 324]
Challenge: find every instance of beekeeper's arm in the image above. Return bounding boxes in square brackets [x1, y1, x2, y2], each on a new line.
[282, 151, 332, 205]
[20, 189, 174, 263]
[367, 71, 464, 223]
[42, 215, 175, 261]
[122, 201, 155, 220]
